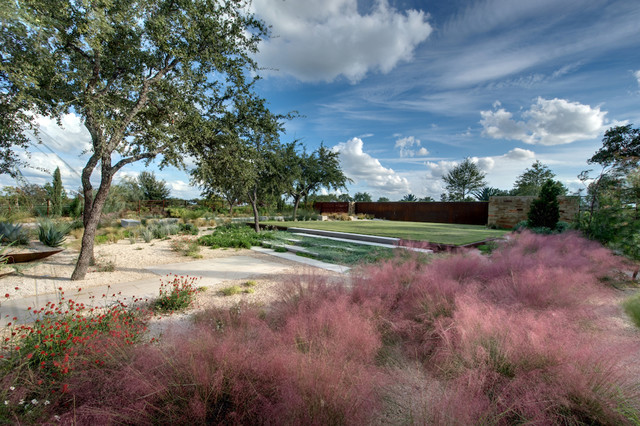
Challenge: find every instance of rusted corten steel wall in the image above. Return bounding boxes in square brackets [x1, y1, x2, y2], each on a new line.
[354, 202, 489, 225]
[313, 202, 350, 214]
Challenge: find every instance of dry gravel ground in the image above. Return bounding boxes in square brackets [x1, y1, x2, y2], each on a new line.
[0, 233, 342, 313]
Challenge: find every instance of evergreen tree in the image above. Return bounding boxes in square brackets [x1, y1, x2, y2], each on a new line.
[441, 158, 487, 201]
[51, 167, 64, 216]
[528, 179, 561, 229]
[138, 172, 171, 200]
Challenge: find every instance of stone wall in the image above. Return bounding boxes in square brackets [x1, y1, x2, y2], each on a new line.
[488, 196, 580, 229]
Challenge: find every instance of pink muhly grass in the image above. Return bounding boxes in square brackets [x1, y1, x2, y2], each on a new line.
[482, 265, 606, 310]
[491, 231, 627, 280]
[428, 295, 639, 424]
[55, 289, 387, 425]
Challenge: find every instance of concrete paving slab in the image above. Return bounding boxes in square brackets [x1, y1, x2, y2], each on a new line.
[1, 255, 293, 327]
[251, 247, 350, 274]
[286, 227, 400, 245]
[146, 256, 291, 283]
[291, 232, 433, 253]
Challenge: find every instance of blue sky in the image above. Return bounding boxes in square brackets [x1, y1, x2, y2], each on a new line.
[5, 0, 640, 201]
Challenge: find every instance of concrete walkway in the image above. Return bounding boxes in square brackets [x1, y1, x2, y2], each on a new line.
[0, 250, 345, 327]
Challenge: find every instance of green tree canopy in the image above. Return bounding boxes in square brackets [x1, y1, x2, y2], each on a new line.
[287, 144, 350, 220]
[580, 125, 640, 274]
[353, 192, 372, 202]
[589, 124, 640, 170]
[512, 161, 566, 196]
[190, 95, 293, 231]
[376, 196, 390, 202]
[1, 0, 266, 279]
[473, 186, 509, 201]
[138, 171, 170, 200]
[441, 158, 487, 201]
[401, 193, 418, 202]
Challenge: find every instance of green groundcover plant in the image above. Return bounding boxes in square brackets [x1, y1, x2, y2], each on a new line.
[198, 224, 277, 249]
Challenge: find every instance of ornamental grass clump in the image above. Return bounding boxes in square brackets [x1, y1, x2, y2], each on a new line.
[153, 274, 199, 312]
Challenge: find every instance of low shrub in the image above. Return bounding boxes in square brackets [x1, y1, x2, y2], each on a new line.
[169, 236, 201, 258]
[140, 227, 153, 243]
[178, 222, 199, 235]
[327, 212, 350, 221]
[148, 221, 180, 239]
[153, 274, 199, 312]
[219, 285, 243, 296]
[91, 256, 116, 272]
[198, 224, 276, 249]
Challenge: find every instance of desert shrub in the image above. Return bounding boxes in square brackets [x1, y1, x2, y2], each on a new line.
[327, 212, 350, 221]
[623, 293, 640, 328]
[140, 227, 153, 243]
[0, 222, 30, 245]
[37, 219, 69, 247]
[169, 236, 201, 258]
[153, 274, 199, 312]
[219, 285, 243, 296]
[147, 221, 180, 239]
[93, 227, 127, 245]
[198, 224, 276, 249]
[178, 222, 199, 235]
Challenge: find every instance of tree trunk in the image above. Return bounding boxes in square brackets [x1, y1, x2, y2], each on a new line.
[249, 187, 260, 232]
[292, 196, 301, 221]
[71, 169, 113, 280]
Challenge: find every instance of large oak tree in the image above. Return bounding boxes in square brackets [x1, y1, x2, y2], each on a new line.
[190, 95, 293, 232]
[287, 145, 350, 220]
[1, 0, 266, 279]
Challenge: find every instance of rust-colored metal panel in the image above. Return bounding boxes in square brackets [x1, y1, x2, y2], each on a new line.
[313, 202, 350, 214]
[354, 202, 489, 225]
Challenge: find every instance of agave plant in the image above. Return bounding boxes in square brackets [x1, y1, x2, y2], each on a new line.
[38, 220, 69, 248]
[0, 222, 30, 245]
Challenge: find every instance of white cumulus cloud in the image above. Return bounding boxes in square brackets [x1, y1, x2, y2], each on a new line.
[505, 147, 536, 160]
[34, 113, 92, 154]
[252, 0, 432, 83]
[480, 97, 607, 145]
[394, 136, 429, 157]
[332, 137, 410, 194]
[635, 70, 640, 86]
[424, 160, 458, 179]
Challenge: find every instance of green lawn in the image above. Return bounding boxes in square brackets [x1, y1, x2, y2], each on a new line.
[262, 220, 509, 245]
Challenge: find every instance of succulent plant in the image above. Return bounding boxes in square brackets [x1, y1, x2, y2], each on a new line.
[38, 220, 69, 248]
[0, 222, 30, 245]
